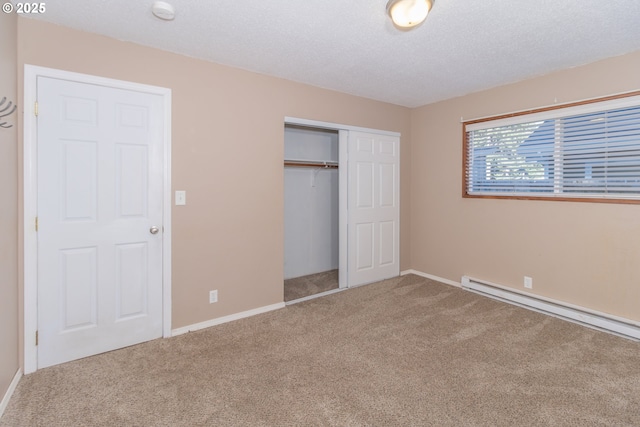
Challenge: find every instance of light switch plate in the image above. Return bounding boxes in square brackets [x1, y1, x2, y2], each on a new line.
[175, 190, 186, 206]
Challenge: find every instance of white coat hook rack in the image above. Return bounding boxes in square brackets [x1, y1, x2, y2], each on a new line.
[0, 97, 17, 129]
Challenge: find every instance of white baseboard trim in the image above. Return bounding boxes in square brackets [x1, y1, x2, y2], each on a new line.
[171, 302, 286, 336]
[0, 369, 22, 419]
[401, 269, 461, 288]
[462, 276, 640, 341]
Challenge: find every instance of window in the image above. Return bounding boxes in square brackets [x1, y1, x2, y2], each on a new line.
[463, 92, 640, 203]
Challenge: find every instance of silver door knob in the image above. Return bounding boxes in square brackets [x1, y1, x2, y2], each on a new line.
[150, 226, 160, 235]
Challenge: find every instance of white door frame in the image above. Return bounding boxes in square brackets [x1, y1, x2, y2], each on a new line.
[284, 116, 400, 289]
[23, 65, 172, 374]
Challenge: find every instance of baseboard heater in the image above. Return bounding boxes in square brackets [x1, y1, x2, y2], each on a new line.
[461, 276, 640, 341]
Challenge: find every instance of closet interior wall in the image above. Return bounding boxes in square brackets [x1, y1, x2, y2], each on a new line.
[284, 125, 339, 279]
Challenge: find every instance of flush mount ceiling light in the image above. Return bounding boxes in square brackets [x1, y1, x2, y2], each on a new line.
[152, 1, 175, 21]
[386, 0, 434, 29]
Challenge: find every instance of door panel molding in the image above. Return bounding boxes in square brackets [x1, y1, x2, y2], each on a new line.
[23, 65, 172, 373]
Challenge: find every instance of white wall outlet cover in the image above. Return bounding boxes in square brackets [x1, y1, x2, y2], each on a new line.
[209, 290, 218, 304]
[524, 276, 533, 289]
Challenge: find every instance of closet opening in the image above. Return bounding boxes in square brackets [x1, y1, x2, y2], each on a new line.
[284, 124, 344, 303]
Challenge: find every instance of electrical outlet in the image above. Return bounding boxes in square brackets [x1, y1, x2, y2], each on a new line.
[209, 290, 218, 304]
[524, 276, 533, 289]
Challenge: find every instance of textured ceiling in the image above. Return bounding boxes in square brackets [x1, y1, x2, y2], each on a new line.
[19, 0, 640, 107]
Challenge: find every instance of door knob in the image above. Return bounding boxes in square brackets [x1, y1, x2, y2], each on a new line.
[150, 226, 160, 235]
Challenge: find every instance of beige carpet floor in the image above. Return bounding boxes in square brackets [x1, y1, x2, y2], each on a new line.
[3, 274, 640, 426]
[284, 269, 339, 302]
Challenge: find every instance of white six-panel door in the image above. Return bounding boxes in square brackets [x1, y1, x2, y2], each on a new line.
[347, 131, 400, 286]
[36, 76, 164, 368]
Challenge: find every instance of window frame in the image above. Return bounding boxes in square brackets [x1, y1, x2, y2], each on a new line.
[462, 91, 640, 204]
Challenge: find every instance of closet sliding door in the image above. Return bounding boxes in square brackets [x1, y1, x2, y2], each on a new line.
[347, 131, 400, 287]
[283, 117, 400, 293]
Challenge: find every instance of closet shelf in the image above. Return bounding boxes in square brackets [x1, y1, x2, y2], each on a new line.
[284, 160, 338, 169]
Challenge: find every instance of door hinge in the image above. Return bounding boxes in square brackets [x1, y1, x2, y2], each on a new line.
[35, 330, 38, 346]
[35, 216, 38, 232]
[34, 101, 38, 117]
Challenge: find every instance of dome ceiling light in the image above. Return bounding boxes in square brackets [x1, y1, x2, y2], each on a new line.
[386, 0, 434, 29]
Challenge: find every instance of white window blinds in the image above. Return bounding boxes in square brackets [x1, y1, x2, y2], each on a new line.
[464, 94, 640, 201]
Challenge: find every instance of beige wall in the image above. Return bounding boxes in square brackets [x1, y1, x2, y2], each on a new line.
[13, 16, 639, 379]
[16, 18, 412, 330]
[411, 51, 640, 321]
[0, 12, 19, 402]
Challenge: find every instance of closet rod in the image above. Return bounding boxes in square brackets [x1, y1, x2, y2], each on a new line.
[284, 161, 338, 169]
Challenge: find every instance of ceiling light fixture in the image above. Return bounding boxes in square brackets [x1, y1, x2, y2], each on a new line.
[386, 0, 434, 29]
[152, 1, 175, 21]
